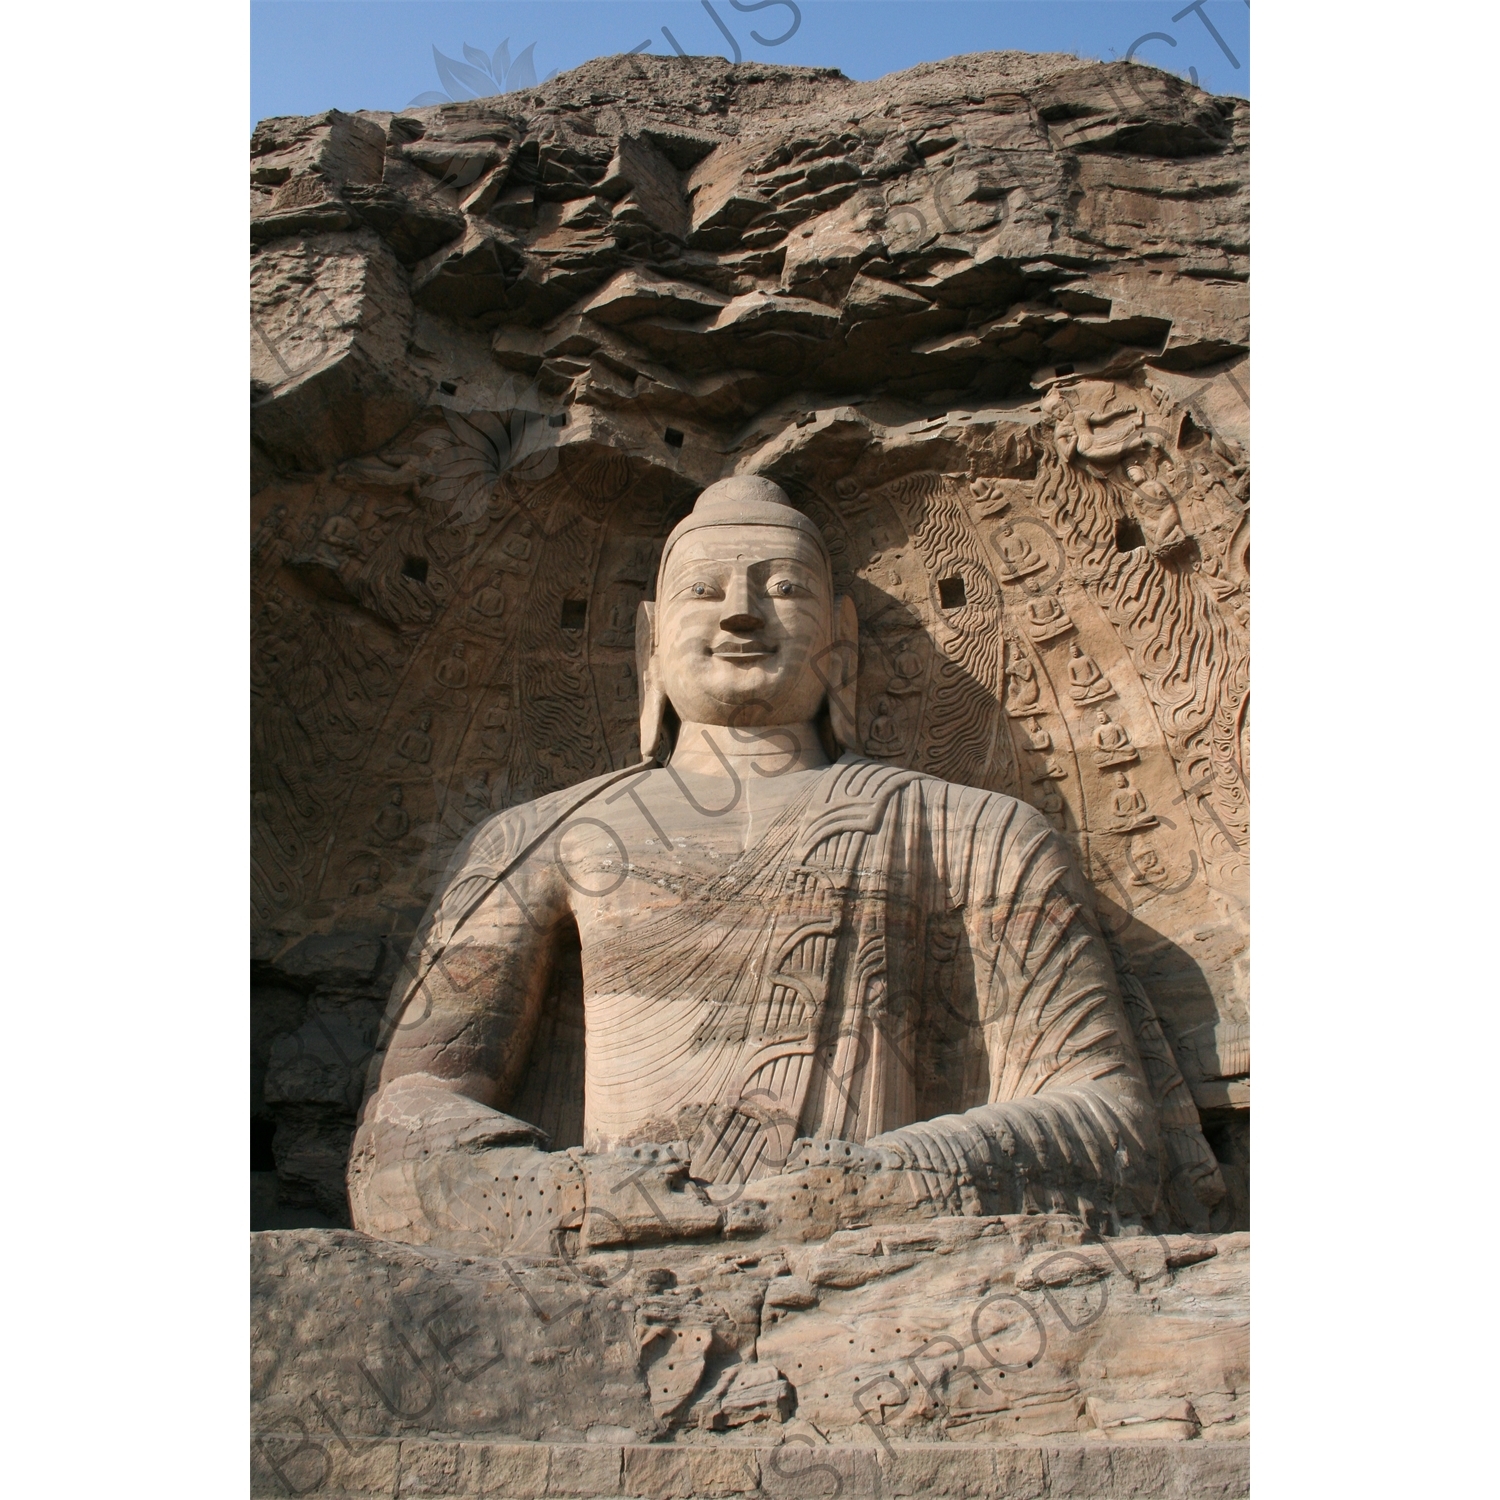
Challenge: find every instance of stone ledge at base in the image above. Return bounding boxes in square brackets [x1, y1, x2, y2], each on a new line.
[250, 1436, 1249, 1499]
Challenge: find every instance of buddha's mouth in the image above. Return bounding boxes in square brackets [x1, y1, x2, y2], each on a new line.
[711, 642, 777, 659]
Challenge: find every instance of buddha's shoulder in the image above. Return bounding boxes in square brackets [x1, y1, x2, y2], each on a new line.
[454, 767, 645, 868]
[832, 757, 1047, 820]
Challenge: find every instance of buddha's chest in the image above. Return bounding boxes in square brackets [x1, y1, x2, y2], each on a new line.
[557, 766, 827, 945]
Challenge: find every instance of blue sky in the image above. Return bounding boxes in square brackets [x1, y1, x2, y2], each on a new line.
[252, 1, 1249, 127]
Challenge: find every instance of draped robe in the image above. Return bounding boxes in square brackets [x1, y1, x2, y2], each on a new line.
[351, 755, 1220, 1239]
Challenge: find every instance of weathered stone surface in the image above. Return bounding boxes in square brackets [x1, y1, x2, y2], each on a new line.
[246, 1435, 1246, 1498]
[252, 1223, 1244, 1456]
[251, 49, 1249, 1469]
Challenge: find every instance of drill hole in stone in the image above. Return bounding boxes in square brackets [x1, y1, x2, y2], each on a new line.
[251, 1117, 276, 1172]
[402, 555, 430, 583]
[439, 380, 458, 394]
[1115, 518, 1146, 552]
[548, 411, 568, 428]
[938, 575, 967, 609]
[663, 427, 685, 448]
[1053, 362, 1075, 376]
[560, 600, 588, 631]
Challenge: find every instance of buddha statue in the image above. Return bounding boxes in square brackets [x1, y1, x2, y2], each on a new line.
[435, 642, 470, 692]
[1024, 716, 1052, 753]
[394, 712, 433, 765]
[887, 640, 924, 695]
[1110, 772, 1157, 833]
[1092, 709, 1139, 769]
[468, 582, 507, 621]
[865, 694, 903, 757]
[994, 524, 1046, 580]
[1025, 591, 1073, 641]
[370, 785, 410, 844]
[1066, 644, 1114, 705]
[1033, 781, 1065, 828]
[349, 478, 1214, 1255]
[1005, 650, 1043, 714]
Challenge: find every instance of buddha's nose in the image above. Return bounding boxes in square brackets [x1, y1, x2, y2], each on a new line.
[720, 573, 763, 633]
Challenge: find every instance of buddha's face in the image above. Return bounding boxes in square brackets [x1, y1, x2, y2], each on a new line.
[655, 525, 833, 727]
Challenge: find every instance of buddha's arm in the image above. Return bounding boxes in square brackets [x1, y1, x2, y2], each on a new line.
[347, 817, 579, 1248]
[871, 797, 1161, 1225]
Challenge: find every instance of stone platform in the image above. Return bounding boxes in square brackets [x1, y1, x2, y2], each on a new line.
[250, 1435, 1249, 1498]
[252, 1222, 1247, 1497]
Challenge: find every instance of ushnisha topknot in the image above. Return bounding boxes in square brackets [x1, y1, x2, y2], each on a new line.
[656, 476, 832, 598]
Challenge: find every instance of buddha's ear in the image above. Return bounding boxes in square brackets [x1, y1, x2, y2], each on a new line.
[636, 600, 667, 763]
[825, 595, 860, 754]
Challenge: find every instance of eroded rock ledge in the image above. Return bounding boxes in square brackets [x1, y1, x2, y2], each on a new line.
[252, 1219, 1247, 1492]
[252, 51, 1246, 475]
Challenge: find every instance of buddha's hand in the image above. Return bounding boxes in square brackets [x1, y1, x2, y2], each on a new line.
[866, 1117, 1013, 1218]
[578, 1143, 725, 1249]
[349, 1081, 583, 1252]
[713, 1136, 967, 1236]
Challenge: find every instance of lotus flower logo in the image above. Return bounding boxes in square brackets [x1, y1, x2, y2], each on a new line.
[407, 39, 558, 107]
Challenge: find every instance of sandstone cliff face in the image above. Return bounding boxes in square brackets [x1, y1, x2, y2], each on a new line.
[250, 53, 1248, 1227]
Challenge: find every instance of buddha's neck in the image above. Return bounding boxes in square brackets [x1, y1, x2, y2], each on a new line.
[669, 720, 830, 777]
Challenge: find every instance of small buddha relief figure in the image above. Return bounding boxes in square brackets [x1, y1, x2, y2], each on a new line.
[1129, 845, 1167, 887]
[886, 640, 925, 696]
[462, 771, 496, 825]
[993, 523, 1047, 580]
[1092, 709, 1139, 769]
[1030, 755, 1067, 783]
[1066, 644, 1114, 705]
[1024, 716, 1052, 753]
[469, 581, 507, 620]
[371, 786, 410, 844]
[1034, 781, 1066, 829]
[1025, 591, 1074, 641]
[480, 693, 516, 756]
[598, 594, 638, 650]
[350, 476, 1213, 1258]
[967, 476, 1011, 520]
[435, 642, 471, 696]
[1005, 650, 1044, 714]
[1123, 463, 1189, 556]
[865, 694, 904, 757]
[394, 713, 434, 766]
[347, 853, 383, 898]
[1110, 772, 1158, 833]
[495, 530, 535, 576]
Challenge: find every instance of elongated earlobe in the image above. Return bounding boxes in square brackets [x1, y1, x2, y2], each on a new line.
[827, 595, 860, 754]
[636, 600, 667, 762]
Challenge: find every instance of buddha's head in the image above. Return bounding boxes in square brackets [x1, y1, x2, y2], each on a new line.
[637, 476, 858, 761]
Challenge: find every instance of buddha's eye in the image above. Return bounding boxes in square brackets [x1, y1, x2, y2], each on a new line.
[690, 582, 711, 598]
[767, 579, 799, 598]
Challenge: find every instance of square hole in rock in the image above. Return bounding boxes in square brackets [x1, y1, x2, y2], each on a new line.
[402, 555, 429, 583]
[663, 428, 684, 448]
[560, 600, 588, 631]
[938, 575, 967, 609]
